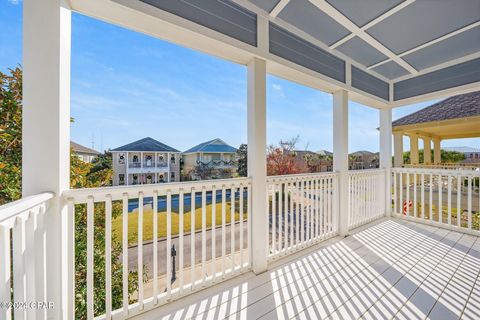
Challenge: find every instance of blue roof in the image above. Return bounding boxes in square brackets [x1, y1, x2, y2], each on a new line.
[183, 138, 237, 154]
[111, 137, 180, 152]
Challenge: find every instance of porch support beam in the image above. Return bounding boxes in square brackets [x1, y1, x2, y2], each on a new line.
[424, 137, 432, 164]
[333, 90, 349, 236]
[410, 135, 419, 165]
[379, 108, 392, 217]
[433, 138, 442, 164]
[393, 132, 404, 167]
[247, 57, 268, 274]
[22, 0, 72, 318]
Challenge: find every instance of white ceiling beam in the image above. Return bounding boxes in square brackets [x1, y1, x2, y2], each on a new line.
[310, 0, 418, 74]
[329, 0, 415, 49]
[368, 20, 480, 70]
[270, 0, 290, 18]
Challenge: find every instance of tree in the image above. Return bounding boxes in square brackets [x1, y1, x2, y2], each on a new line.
[403, 149, 465, 164]
[0, 67, 22, 205]
[0, 67, 140, 319]
[304, 153, 332, 173]
[267, 137, 302, 176]
[191, 163, 216, 180]
[236, 143, 247, 177]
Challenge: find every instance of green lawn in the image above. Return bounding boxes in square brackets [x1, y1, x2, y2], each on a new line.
[112, 202, 246, 246]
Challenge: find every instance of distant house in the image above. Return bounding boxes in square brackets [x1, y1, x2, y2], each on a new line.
[71, 141, 100, 163]
[111, 137, 180, 186]
[443, 146, 480, 163]
[183, 138, 237, 179]
[349, 151, 379, 170]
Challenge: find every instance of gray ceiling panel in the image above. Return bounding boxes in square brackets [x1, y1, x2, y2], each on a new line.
[367, 0, 480, 54]
[373, 60, 409, 80]
[336, 36, 388, 67]
[269, 23, 345, 83]
[403, 26, 480, 70]
[140, 0, 257, 46]
[351, 66, 389, 100]
[394, 58, 480, 100]
[248, 0, 280, 13]
[278, 0, 350, 46]
[326, 0, 404, 27]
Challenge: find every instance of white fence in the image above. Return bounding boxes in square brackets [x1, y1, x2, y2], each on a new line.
[63, 178, 251, 319]
[392, 167, 480, 235]
[0, 192, 54, 320]
[266, 172, 339, 261]
[348, 169, 386, 229]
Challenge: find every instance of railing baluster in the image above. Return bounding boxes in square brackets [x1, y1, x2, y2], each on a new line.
[399, 173, 403, 216]
[413, 172, 417, 218]
[393, 172, 397, 214]
[105, 195, 112, 318]
[122, 193, 129, 317]
[190, 188, 195, 289]
[447, 175, 452, 225]
[315, 179, 319, 239]
[201, 187, 207, 284]
[295, 179, 300, 246]
[468, 176, 472, 230]
[438, 174, 442, 224]
[166, 190, 172, 298]
[247, 183, 252, 267]
[230, 185, 235, 273]
[271, 183, 276, 255]
[66, 200, 74, 320]
[421, 173, 425, 220]
[211, 187, 216, 281]
[406, 173, 410, 217]
[290, 179, 294, 248]
[457, 175, 461, 228]
[152, 191, 158, 304]
[25, 212, 36, 320]
[284, 181, 289, 252]
[221, 186, 226, 279]
[137, 192, 144, 309]
[0, 225, 11, 320]
[239, 185, 244, 270]
[86, 197, 94, 320]
[179, 189, 184, 294]
[429, 174, 433, 221]
[278, 182, 283, 252]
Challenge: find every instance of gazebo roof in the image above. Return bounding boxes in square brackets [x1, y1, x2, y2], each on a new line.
[392, 91, 480, 140]
[393, 91, 480, 127]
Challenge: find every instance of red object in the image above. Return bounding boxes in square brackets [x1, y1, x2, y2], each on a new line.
[403, 200, 413, 215]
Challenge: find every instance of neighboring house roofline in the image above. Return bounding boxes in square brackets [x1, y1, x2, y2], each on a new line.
[111, 137, 180, 152]
[71, 141, 101, 155]
[183, 138, 237, 154]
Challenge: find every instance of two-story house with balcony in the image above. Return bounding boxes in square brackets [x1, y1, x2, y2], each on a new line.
[182, 138, 238, 179]
[111, 137, 180, 186]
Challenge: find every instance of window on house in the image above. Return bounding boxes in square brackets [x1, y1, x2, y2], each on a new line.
[212, 154, 221, 160]
[159, 174, 164, 182]
[171, 155, 175, 164]
[119, 153, 125, 164]
[133, 155, 139, 162]
[119, 174, 125, 185]
[171, 172, 175, 179]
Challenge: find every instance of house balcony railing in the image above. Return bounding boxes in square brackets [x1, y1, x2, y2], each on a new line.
[2, 168, 480, 318]
[196, 159, 237, 167]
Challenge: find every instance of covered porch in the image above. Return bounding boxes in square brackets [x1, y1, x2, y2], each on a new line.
[1, 0, 480, 319]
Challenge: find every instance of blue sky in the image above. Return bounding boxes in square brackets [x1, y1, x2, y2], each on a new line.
[2, 1, 478, 152]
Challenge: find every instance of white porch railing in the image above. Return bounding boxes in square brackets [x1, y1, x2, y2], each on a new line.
[62, 178, 251, 319]
[266, 172, 339, 261]
[392, 167, 480, 235]
[0, 192, 54, 320]
[348, 169, 386, 229]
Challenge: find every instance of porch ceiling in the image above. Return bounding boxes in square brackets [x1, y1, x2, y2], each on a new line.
[393, 116, 480, 140]
[71, 0, 480, 108]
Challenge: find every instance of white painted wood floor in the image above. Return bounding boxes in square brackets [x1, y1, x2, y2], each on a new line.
[134, 218, 480, 320]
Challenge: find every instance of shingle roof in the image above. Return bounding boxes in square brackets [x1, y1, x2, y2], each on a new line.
[393, 91, 480, 127]
[111, 137, 180, 152]
[443, 146, 480, 153]
[70, 141, 101, 155]
[183, 138, 237, 154]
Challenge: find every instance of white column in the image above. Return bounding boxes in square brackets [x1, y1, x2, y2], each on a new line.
[333, 90, 349, 236]
[393, 132, 404, 167]
[433, 138, 441, 164]
[379, 108, 392, 217]
[247, 57, 267, 274]
[22, 0, 72, 318]
[410, 135, 419, 165]
[424, 137, 432, 164]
